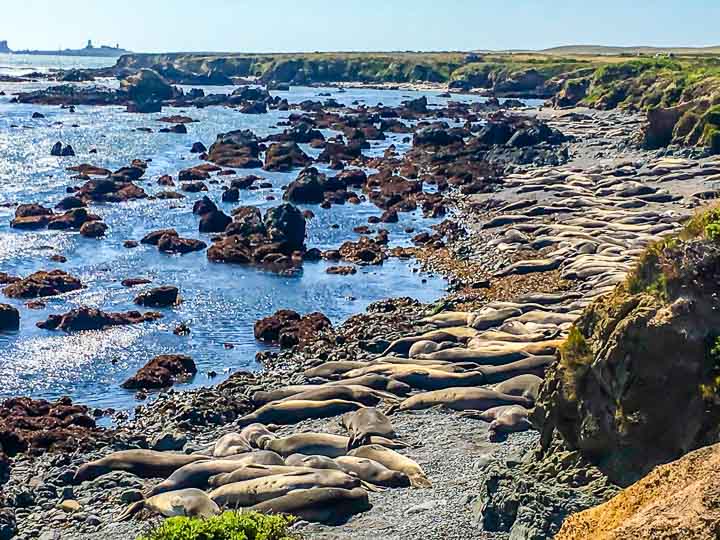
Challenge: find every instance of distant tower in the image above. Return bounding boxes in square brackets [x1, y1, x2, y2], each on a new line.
[86, 39, 93, 49]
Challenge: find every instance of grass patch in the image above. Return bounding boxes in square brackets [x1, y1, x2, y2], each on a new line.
[137, 512, 296, 540]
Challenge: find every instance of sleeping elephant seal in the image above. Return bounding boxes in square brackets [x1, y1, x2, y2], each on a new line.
[418, 311, 472, 328]
[117, 488, 220, 521]
[236, 399, 365, 427]
[479, 355, 554, 383]
[408, 340, 459, 357]
[211, 432, 252, 457]
[279, 385, 399, 406]
[341, 408, 397, 449]
[325, 375, 412, 396]
[392, 388, 531, 413]
[348, 444, 430, 488]
[335, 456, 410, 488]
[381, 330, 460, 356]
[239, 423, 277, 449]
[208, 464, 320, 487]
[303, 361, 368, 379]
[389, 368, 486, 391]
[484, 405, 532, 441]
[492, 374, 543, 402]
[145, 451, 285, 497]
[74, 450, 208, 483]
[285, 454, 342, 470]
[249, 487, 371, 525]
[262, 432, 406, 459]
[209, 470, 361, 507]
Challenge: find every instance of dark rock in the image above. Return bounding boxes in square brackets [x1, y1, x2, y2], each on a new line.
[121, 278, 151, 287]
[192, 196, 217, 215]
[79, 221, 107, 238]
[199, 210, 232, 233]
[222, 187, 240, 203]
[55, 196, 85, 211]
[190, 141, 207, 153]
[37, 306, 162, 332]
[121, 354, 196, 390]
[263, 142, 312, 171]
[206, 129, 262, 168]
[0, 304, 20, 331]
[134, 286, 180, 308]
[254, 309, 332, 348]
[157, 233, 207, 254]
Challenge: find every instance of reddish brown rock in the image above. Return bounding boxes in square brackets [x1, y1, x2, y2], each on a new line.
[0, 396, 101, 456]
[263, 142, 312, 171]
[37, 306, 162, 332]
[79, 221, 107, 238]
[75, 178, 147, 203]
[121, 354, 197, 390]
[157, 233, 207, 254]
[326, 265, 357, 275]
[121, 278, 151, 287]
[254, 309, 332, 348]
[66, 164, 111, 176]
[339, 237, 386, 265]
[3, 270, 83, 299]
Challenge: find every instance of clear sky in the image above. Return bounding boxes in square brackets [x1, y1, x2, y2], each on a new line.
[2, 0, 719, 53]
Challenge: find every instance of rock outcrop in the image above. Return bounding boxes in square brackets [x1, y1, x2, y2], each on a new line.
[121, 354, 197, 390]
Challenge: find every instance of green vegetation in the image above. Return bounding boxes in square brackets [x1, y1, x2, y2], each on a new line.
[137, 512, 296, 540]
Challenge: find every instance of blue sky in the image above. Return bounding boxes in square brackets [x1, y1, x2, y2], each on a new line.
[2, 0, 719, 53]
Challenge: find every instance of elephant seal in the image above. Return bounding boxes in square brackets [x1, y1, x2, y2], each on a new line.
[408, 340, 459, 357]
[467, 308, 522, 331]
[249, 487, 371, 525]
[418, 311, 471, 328]
[209, 470, 361, 508]
[279, 385, 399, 406]
[392, 388, 531, 413]
[117, 488, 220, 521]
[145, 451, 285, 497]
[211, 432, 252, 457]
[335, 456, 410, 488]
[480, 355, 554, 383]
[341, 408, 397, 449]
[493, 374, 543, 402]
[348, 444, 430, 488]
[325, 375, 413, 396]
[253, 378, 409, 404]
[480, 405, 532, 441]
[381, 330, 461, 356]
[208, 464, 319, 487]
[236, 399, 365, 427]
[389, 368, 486, 391]
[303, 361, 367, 379]
[286, 454, 342, 470]
[74, 450, 208, 483]
[262, 432, 405, 458]
[239, 423, 277, 448]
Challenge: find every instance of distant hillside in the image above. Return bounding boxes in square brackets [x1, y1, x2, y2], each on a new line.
[541, 44, 720, 56]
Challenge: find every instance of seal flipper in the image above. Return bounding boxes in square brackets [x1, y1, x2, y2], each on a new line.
[116, 500, 144, 522]
[409, 473, 432, 489]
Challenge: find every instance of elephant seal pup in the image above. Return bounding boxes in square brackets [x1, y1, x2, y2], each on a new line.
[209, 470, 361, 507]
[485, 405, 532, 441]
[341, 408, 397, 449]
[493, 374, 543, 402]
[208, 464, 319, 487]
[239, 423, 277, 448]
[348, 444, 430, 488]
[303, 361, 367, 379]
[74, 450, 208, 483]
[408, 340, 460, 357]
[236, 399, 365, 427]
[145, 452, 285, 497]
[117, 488, 220, 521]
[286, 454, 342, 470]
[279, 385, 399, 406]
[211, 432, 252, 457]
[335, 456, 410, 487]
[393, 388, 531, 413]
[249, 487, 371, 525]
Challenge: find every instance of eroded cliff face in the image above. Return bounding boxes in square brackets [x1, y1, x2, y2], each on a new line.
[555, 441, 720, 540]
[534, 229, 720, 485]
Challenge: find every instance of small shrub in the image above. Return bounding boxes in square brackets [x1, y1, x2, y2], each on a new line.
[560, 326, 592, 368]
[137, 512, 296, 540]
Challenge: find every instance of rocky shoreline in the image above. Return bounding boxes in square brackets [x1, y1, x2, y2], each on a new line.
[2, 68, 720, 540]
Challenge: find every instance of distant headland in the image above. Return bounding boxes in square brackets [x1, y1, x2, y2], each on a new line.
[0, 39, 129, 57]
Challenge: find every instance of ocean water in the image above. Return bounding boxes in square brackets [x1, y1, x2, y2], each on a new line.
[0, 55, 523, 412]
